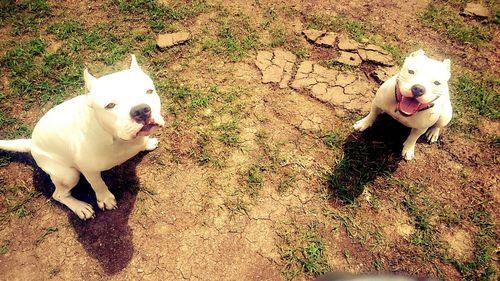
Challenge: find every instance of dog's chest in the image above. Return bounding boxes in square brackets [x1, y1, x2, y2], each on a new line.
[80, 140, 144, 171]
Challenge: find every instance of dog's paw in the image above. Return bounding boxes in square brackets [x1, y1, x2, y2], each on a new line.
[426, 127, 440, 143]
[144, 137, 159, 151]
[96, 191, 117, 210]
[71, 201, 95, 220]
[402, 147, 415, 161]
[353, 118, 371, 132]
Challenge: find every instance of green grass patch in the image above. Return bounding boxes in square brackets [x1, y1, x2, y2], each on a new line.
[277, 222, 331, 280]
[420, 2, 490, 45]
[453, 74, 499, 119]
[202, 10, 258, 61]
[47, 20, 83, 40]
[0, 0, 51, 35]
[270, 26, 286, 48]
[112, 0, 209, 32]
[218, 120, 241, 147]
[322, 131, 342, 149]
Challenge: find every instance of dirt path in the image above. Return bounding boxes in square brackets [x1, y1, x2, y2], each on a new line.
[0, 0, 498, 280]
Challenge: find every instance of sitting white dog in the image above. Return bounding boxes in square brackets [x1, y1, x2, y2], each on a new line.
[354, 49, 452, 160]
[0, 55, 164, 219]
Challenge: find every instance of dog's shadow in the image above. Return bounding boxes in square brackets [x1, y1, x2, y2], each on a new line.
[3, 151, 147, 275]
[328, 114, 409, 204]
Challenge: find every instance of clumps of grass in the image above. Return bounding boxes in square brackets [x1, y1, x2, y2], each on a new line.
[1, 183, 41, 219]
[0, 240, 10, 255]
[277, 222, 331, 280]
[420, 2, 490, 45]
[47, 20, 83, 40]
[270, 26, 286, 47]
[202, 10, 258, 61]
[245, 165, 264, 196]
[1, 39, 83, 106]
[447, 207, 498, 280]
[382, 43, 405, 66]
[453, 74, 499, 119]
[218, 120, 241, 147]
[322, 131, 342, 149]
[278, 174, 296, 193]
[0, 0, 51, 35]
[305, 14, 367, 42]
[112, 0, 208, 31]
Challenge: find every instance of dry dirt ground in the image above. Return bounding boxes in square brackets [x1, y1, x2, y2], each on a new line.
[0, 0, 498, 280]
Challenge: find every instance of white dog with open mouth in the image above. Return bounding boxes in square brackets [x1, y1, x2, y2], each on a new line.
[0, 55, 164, 219]
[353, 49, 452, 160]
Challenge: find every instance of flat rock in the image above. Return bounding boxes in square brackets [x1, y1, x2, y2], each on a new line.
[302, 29, 325, 42]
[461, 3, 491, 18]
[358, 48, 395, 66]
[335, 51, 362, 66]
[316, 32, 337, 47]
[338, 35, 361, 51]
[302, 29, 337, 47]
[255, 49, 297, 88]
[157, 32, 191, 48]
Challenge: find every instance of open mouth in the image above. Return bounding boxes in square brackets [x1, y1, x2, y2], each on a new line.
[136, 121, 160, 137]
[397, 96, 422, 116]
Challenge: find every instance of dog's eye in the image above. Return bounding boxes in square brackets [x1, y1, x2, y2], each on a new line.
[408, 69, 415, 74]
[146, 89, 154, 94]
[105, 103, 116, 109]
[433, 81, 441, 86]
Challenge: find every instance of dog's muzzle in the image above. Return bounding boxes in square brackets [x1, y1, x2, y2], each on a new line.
[395, 83, 434, 117]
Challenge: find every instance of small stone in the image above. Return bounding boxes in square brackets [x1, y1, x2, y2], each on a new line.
[461, 3, 491, 18]
[335, 51, 362, 66]
[363, 44, 389, 55]
[157, 32, 191, 48]
[303, 29, 326, 42]
[316, 32, 337, 47]
[338, 35, 361, 51]
[358, 49, 395, 66]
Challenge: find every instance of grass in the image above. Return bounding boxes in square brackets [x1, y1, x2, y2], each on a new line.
[34, 227, 58, 245]
[420, 2, 490, 45]
[245, 166, 264, 196]
[277, 222, 331, 280]
[202, 10, 258, 61]
[453, 74, 499, 119]
[0, 240, 9, 255]
[322, 131, 342, 149]
[112, 0, 209, 32]
[218, 120, 241, 147]
[305, 14, 367, 42]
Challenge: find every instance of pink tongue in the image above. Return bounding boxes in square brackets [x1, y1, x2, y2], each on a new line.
[399, 96, 421, 115]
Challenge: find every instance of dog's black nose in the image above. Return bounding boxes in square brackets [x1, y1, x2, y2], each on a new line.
[411, 84, 425, 97]
[130, 104, 151, 123]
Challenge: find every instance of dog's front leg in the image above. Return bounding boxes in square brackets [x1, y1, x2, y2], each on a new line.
[353, 103, 382, 131]
[82, 171, 117, 210]
[402, 128, 427, 161]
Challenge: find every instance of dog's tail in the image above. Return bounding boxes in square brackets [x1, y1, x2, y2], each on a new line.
[0, 139, 32, 153]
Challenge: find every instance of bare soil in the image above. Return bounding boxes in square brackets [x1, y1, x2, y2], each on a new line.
[0, 0, 498, 281]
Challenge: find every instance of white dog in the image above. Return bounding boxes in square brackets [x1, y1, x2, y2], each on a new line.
[0, 55, 164, 219]
[354, 49, 452, 160]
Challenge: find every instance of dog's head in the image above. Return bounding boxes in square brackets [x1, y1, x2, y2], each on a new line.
[84, 55, 165, 141]
[396, 49, 451, 116]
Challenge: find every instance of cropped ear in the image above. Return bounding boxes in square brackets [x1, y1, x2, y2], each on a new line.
[443, 59, 451, 73]
[410, 49, 425, 57]
[130, 54, 140, 70]
[83, 68, 96, 92]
